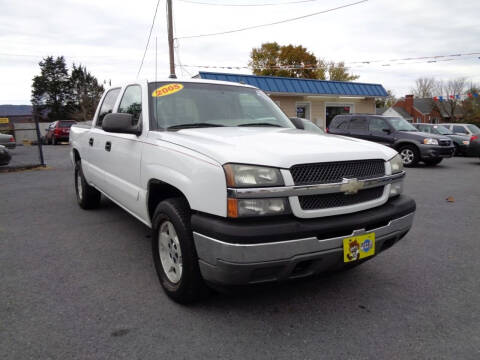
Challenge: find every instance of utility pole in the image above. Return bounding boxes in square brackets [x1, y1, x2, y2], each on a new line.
[167, 0, 176, 79]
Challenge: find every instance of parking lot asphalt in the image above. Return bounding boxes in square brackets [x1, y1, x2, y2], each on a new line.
[1, 146, 479, 360]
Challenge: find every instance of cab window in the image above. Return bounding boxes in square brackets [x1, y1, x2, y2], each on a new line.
[349, 118, 368, 131]
[96, 88, 121, 128]
[118, 85, 142, 125]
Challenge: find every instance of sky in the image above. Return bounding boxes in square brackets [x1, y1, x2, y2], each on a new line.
[1, 0, 479, 104]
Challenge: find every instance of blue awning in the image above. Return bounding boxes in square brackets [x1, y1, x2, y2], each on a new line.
[197, 72, 388, 97]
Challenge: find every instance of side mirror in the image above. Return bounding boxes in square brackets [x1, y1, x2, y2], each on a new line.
[102, 113, 141, 135]
[289, 117, 305, 130]
[382, 128, 391, 134]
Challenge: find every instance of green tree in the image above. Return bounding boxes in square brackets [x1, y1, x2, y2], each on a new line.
[463, 86, 480, 124]
[31, 56, 73, 120]
[70, 64, 104, 121]
[249, 42, 359, 81]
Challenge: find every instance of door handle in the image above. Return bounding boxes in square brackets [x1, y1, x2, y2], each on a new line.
[89, 138, 94, 146]
[105, 141, 111, 152]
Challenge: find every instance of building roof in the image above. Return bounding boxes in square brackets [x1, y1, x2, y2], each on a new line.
[413, 98, 463, 117]
[392, 106, 413, 120]
[196, 72, 388, 97]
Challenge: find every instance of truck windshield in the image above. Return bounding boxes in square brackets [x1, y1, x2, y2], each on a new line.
[148, 82, 294, 130]
[386, 117, 418, 131]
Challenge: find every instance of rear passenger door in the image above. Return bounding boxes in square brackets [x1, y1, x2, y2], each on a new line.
[368, 117, 394, 146]
[348, 117, 369, 140]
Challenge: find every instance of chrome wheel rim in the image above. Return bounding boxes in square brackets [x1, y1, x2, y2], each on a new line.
[400, 149, 414, 165]
[76, 172, 83, 200]
[158, 221, 183, 284]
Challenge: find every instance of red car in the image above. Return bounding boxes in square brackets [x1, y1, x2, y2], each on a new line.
[44, 120, 77, 145]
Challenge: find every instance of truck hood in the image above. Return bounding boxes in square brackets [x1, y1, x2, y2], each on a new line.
[154, 127, 398, 168]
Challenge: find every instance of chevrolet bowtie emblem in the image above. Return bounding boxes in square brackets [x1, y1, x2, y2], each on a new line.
[340, 178, 364, 195]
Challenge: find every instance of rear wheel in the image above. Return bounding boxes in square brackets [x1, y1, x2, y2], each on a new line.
[151, 198, 207, 304]
[52, 137, 57, 145]
[424, 158, 442, 166]
[399, 145, 419, 167]
[75, 160, 101, 209]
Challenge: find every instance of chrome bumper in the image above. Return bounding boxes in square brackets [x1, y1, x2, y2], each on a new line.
[193, 212, 415, 285]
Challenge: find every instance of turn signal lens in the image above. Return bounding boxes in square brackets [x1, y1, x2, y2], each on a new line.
[227, 198, 238, 218]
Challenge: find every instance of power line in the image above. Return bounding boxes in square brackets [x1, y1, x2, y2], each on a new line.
[177, 0, 326, 6]
[175, 0, 368, 39]
[137, 0, 162, 78]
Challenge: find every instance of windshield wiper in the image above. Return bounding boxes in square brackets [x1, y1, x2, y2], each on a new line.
[238, 122, 282, 127]
[167, 123, 224, 130]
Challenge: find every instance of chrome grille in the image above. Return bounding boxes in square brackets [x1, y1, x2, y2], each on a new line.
[299, 187, 384, 210]
[290, 159, 385, 185]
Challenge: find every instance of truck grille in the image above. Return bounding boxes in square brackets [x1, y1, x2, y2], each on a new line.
[290, 159, 385, 185]
[299, 187, 385, 210]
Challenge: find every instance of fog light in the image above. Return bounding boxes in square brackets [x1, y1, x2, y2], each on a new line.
[389, 182, 403, 198]
[228, 197, 291, 217]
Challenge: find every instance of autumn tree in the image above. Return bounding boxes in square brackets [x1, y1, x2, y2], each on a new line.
[31, 56, 73, 120]
[463, 85, 480, 124]
[375, 89, 396, 108]
[433, 78, 467, 121]
[411, 77, 436, 98]
[249, 42, 358, 81]
[70, 64, 104, 121]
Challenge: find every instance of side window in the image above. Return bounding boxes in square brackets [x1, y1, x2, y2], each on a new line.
[349, 118, 368, 132]
[418, 125, 429, 133]
[118, 85, 142, 125]
[96, 88, 121, 128]
[369, 118, 389, 132]
[453, 125, 467, 134]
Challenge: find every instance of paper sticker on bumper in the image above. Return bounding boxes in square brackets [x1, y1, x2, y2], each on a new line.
[343, 233, 375, 262]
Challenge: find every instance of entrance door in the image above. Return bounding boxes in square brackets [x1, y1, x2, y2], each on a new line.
[326, 105, 351, 128]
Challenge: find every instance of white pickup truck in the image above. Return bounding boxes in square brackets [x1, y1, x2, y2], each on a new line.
[70, 79, 416, 303]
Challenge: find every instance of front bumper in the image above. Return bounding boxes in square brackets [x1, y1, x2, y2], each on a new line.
[419, 144, 454, 159]
[192, 195, 416, 285]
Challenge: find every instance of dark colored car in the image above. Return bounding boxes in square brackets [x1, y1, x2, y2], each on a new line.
[290, 117, 324, 134]
[412, 123, 471, 156]
[0, 145, 11, 166]
[44, 120, 77, 145]
[468, 134, 480, 158]
[0, 133, 16, 149]
[329, 114, 455, 167]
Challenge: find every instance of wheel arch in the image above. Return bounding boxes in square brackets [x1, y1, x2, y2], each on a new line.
[147, 179, 191, 224]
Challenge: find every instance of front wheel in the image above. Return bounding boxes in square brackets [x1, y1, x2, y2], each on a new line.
[75, 160, 101, 209]
[151, 198, 207, 304]
[399, 145, 420, 167]
[424, 158, 442, 166]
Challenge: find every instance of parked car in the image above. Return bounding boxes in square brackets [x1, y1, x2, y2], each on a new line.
[44, 120, 77, 145]
[0, 145, 11, 166]
[468, 134, 480, 158]
[0, 133, 16, 149]
[70, 80, 416, 303]
[441, 123, 480, 136]
[412, 123, 471, 156]
[329, 114, 455, 167]
[289, 117, 324, 134]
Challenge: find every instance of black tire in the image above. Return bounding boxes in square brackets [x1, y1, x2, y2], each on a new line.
[75, 160, 101, 209]
[398, 145, 420, 167]
[52, 137, 57, 145]
[453, 143, 460, 156]
[151, 198, 207, 304]
[424, 158, 442, 166]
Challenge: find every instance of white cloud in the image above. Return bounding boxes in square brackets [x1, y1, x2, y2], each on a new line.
[1, 0, 479, 104]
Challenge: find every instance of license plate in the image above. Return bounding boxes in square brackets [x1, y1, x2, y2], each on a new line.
[343, 233, 375, 262]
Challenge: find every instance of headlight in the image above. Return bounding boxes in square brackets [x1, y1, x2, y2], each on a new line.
[462, 140, 470, 145]
[223, 164, 284, 187]
[423, 138, 439, 145]
[228, 198, 290, 218]
[389, 153, 403, 174]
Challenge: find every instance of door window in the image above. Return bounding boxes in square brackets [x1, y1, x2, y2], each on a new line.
[118, 85, 142, 125]
[452, 125, 468, 134]
[96, 88, 121, 128]
[349, 118, 368, 132]
[369, 118, 390, 133]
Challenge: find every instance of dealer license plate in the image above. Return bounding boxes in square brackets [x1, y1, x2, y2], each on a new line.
[343, 233, 375, 263]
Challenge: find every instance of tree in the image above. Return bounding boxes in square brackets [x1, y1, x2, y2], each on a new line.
[31, 56, 73, 120]
[463, 85, 480, 124]
[375, 89, 396, 108]
[411, 77, 436, 98]
[249, 42, 359, 81]
[433, 78, 467, 121]
[69, 64, 104, 121]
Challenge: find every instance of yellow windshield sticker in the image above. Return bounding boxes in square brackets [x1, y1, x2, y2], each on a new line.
[152, 83, 184, 97]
